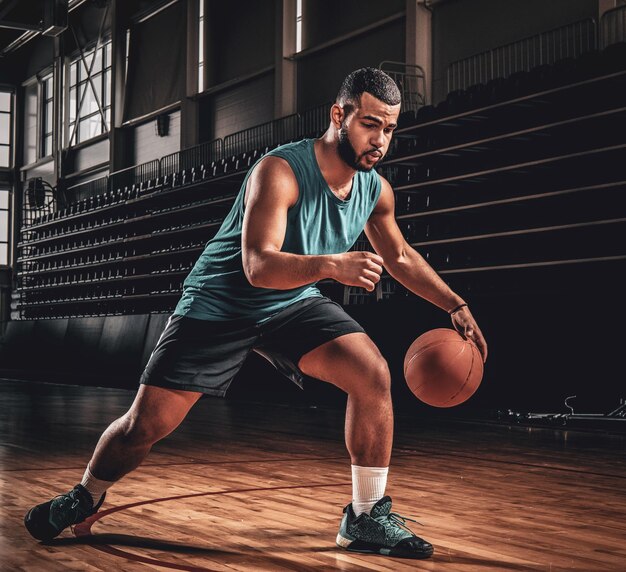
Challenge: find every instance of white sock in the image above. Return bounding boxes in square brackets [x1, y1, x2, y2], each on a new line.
[80, 464, 115, 506]
[351, 465, 389, 516]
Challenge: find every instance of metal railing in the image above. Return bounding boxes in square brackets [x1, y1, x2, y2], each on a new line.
[109, 159, 159, 192]
[66, 175, 108, 201]
[179, 138, 223, 171]
[379, 61, 426, 110]
[274, 113, 299, 145]
[224, 120, 275, 158]
[159, 150, 180, 178]
[601, 4, 626, 48]
[298, 101, 330, 139]
[223, 102, 332, 158]
[447, 19, 597, 92]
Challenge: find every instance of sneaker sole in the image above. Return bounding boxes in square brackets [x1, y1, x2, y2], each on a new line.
[335, 532, 353, 548]
[336, 533, 434, 559]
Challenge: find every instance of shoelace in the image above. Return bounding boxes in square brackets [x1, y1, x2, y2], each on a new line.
[378, 512, 424, 535]
[54, 489, 91, 535]
[61, 490, 84, 517]
[67, 492, 83, 535]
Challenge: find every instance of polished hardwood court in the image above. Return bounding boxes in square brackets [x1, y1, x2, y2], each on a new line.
[1, 378, 625, 571]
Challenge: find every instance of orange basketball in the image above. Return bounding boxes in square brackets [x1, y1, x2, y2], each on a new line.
[403, 328, 483, 408]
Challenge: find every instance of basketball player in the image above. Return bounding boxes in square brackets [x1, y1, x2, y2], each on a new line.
[25, 68, 487, 559]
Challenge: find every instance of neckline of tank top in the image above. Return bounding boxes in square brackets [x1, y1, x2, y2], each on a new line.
[308, 138, 354, 208]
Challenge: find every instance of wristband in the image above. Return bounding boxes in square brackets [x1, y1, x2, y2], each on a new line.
[448, 303, 468, 315]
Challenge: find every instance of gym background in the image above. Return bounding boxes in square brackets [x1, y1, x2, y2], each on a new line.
[0, 0, 624, 418]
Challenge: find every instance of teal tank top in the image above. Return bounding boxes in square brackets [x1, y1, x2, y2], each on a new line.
[174, 139, 382, 321]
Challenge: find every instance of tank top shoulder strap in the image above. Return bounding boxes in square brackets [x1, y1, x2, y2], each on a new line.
[266, 139, 317, 192]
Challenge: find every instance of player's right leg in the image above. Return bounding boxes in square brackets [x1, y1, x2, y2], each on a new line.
[89, 384, 202, 481]
[24, 313, 258, 542]
[24, 384, 201, 542]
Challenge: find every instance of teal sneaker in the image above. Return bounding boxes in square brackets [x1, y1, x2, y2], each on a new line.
[24, 484, 105, 541]
[336, 496, 434, 559]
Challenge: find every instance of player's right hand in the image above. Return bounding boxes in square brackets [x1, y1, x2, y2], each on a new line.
[330, 251, 384, 292]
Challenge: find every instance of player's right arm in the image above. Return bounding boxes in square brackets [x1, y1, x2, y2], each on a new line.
[241, 156, 383, 291]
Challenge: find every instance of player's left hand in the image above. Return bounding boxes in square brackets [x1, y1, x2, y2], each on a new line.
[451, 307, 488, 362]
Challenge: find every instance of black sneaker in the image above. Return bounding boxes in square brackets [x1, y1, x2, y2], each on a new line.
[336, 496, 434, 559]
[24, 484, 105, 541]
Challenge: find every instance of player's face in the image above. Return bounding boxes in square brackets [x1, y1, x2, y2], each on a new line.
[337, 92, 400, 172]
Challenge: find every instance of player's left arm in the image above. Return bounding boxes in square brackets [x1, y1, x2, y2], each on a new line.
[364, 176, 488, 361]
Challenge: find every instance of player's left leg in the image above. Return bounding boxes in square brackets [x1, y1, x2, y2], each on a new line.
[254, 297, 433, 558]
[298, 333, 433, 559]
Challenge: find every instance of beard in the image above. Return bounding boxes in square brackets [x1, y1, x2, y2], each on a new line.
[337, 125, 382, 172]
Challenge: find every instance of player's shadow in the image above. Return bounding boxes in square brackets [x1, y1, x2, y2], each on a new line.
[49, 532, 337, 555]
[47, 533, 235, 556]
[48, 533, 339, 572]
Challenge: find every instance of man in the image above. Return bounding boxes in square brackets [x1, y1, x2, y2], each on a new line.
[25, 68, 487, 560]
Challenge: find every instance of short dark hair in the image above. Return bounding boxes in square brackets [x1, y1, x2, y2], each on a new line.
[336, 68, 401, 114]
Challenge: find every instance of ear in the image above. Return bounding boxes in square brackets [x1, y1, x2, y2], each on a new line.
[330, 103, 344, 129]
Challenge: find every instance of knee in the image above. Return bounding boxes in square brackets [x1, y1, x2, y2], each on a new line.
[357, 357, 391, 396]
[120, 412, 171, 447]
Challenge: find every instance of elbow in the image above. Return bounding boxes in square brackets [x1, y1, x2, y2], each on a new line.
[246, 268, 268, 288]
[243, 251, 270, 288]
[243, 261, 262, 288]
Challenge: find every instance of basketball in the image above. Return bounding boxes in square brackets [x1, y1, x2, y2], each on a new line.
[403, 328, 483, 408]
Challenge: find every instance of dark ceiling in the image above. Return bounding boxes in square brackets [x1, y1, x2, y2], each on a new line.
[0, 1, 156, 57]
[0, 0, 47, 55]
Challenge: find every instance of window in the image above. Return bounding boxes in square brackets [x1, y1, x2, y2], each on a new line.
[0, 189, 9, 265]
[67, 40, 112, 146]
[126, 29, 130, 75]
[296, 0, 303, 53]
[198, 0, 205, 92]
[41, 73, 53, 157]
[0, 91, 11, 168]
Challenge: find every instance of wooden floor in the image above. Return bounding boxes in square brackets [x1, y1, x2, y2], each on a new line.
[1, 379, 625, 571]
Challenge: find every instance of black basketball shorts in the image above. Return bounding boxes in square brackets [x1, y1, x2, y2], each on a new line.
[139, 296, 366, 396]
